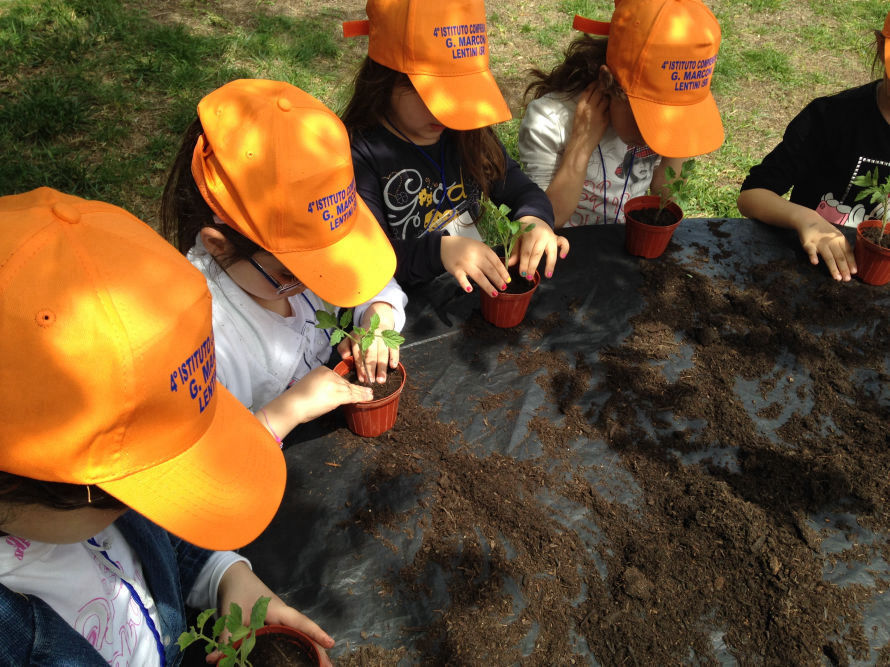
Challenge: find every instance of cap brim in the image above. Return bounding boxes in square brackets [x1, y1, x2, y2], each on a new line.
[628, 93, 724, 159]
[99, 384, 285, 551]
[278, 195, 397, 308]
[410, 70, 512, 130]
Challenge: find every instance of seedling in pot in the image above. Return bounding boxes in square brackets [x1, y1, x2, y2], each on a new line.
[315, 307, 405, 383]
[476, 196, 535, 268]
[178, 596, 270, 667]
[658, 158, 696, 217]
[853, 167, 890, 241]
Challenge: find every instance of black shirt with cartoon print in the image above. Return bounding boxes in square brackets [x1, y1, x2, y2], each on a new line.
[741, 81, 890, 227]
[350, 125, 555, 285]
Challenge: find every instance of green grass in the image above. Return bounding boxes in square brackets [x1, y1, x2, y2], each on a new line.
[0, 0, 883, 224]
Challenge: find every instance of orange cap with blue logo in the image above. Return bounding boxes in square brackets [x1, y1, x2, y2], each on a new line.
[343, 0, 512, 130]
[573, 0, 724, 158]
[191, 79, 397, 308]
[0, 188, 286, 551]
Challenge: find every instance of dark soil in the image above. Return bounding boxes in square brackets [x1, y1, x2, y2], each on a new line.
[343, 365, 405, 401]
[332, 249, 890, 664]
[248, 631, 318, 666]
[861, 224, 890, 249]
[501, 265, 539, 295]
[628, 205, 681, 227]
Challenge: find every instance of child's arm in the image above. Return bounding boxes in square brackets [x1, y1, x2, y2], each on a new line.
[257, 369, 374, 441]
[650, 157, 685, 199]
[494, 144, 570, 279]
[737, 187, 856, 281]
[216, 561, 335, 667]
[519, 84, 610, 228]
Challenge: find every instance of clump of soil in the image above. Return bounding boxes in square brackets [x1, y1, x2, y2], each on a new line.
[333, 251, 890, 664]
[248, 631, 318, 666]
[860, 225, 890, 249]
[626, 205, 681, 226]
[342, 364, 404, 401]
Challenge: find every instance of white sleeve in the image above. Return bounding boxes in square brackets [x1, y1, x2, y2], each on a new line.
[518, 98, 568, 191]
[353, 277, 408, 332]
[186, 551, 251, 612]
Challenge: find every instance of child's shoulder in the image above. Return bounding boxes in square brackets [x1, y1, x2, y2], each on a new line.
[524, 92, 575, 124]
[805, 81, 877, 114]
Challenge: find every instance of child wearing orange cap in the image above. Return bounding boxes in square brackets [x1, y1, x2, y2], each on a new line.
[340, 0, 570, 296]
[161, 79, 407, 444]
[0, 188, 334, 665]
[519, 0, 724, 228]
[737, 12, 890, 282]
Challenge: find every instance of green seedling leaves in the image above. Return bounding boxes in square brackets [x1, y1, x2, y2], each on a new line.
[476, 197, 534, 265]
[659, 158, 696, 215]
[853, 166, 890, 231]
[315, 307, 406, 375]
[177, 596, 272, 667]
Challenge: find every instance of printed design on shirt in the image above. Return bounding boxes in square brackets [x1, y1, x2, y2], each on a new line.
[573, 146, 659, 226]
[5, 536, 30, 560]
[816, 157, 890, 227]
[382, 167, 480, 238]
[80, 548, 150, 662]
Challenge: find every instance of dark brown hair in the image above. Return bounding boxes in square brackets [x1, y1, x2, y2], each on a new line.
[0, 473, 125, 512]
[159, 118, 261, 265]
[872, 29, 887, 77]
[525, 34, 615, 101]
[340, 57, 506, 196]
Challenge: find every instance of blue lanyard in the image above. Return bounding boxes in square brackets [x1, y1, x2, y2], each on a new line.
[598, 145, 636, 225]
[384, 115, 455, 217]
[87, 537, 167, 667]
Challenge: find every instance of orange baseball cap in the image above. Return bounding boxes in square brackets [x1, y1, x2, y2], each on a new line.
[343, 0, 511, 130]
[191, 79, 396, 308]
[0, 188, 285, 551]
[574, 0, 724, 158]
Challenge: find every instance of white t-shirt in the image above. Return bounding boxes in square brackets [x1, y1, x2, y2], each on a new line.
[0, 525, 245, 665]
[188, 237, 408, 412]
[518, 92, 662, 226]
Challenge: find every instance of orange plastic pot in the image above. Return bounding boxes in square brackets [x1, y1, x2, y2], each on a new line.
[333, 358, 407, 436]
[230, 624, 322, 666]
[854, 219, 890, 286]
[624, 195, 683, 259]
[479, 271, 540, 328]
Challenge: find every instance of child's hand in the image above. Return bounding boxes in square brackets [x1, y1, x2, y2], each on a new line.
[798, 214, 857, 281]
[263, 367, 372, 434]
[214, 562, 335, 667]
[569, 81, 610, 156]
[440, 235, 511, 296]
[339, 303, 400, 384]
[509, 217, 570, 280]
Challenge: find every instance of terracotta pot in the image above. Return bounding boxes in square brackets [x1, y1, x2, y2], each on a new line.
[333, 358, 407, 436]
[854, 219, 890, 286]
[624, 195, 684, 259]
[479, 270, 540, 328]
[231, 624, 322, 666]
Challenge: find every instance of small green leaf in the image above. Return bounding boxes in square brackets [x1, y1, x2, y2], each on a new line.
[339, 308, 353, 329]
[230, 626, 249, 643]
[196, 608, 216, 630]
[212, 616, 226, 639]
[361, 336, 372, 354]
[241, 633, 257, 658]
[330, 329, 345, 346]
[315, 310, 338, 329]
[219, 655, 235, 667]
[226, 604, 243, 634]
[249, 597, 270, 631]
[369, 312, 380, 332]
[177, 632, 197, 651]
[381, 330, 405, 348]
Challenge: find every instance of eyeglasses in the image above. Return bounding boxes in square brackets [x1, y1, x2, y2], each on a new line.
[247, 255, 303, 294]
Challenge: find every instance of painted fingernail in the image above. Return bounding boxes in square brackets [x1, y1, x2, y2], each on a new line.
[501, 283, 507, 290]
[521, 271, 527, 277]
[560, 252, 567, 259]
[491, 290, 498, 297]
[506, 276, 511, 283]
[546, 271, 553, 278]
[465, 285, 472, 292]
